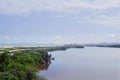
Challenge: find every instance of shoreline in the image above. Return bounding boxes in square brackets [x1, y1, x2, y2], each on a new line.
[0, 45, 84, 80]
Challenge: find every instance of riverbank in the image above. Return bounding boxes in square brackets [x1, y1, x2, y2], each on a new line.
[0, 49, 52, 80]
[0, 45, 84, 54]
[0, 45, 84, 80]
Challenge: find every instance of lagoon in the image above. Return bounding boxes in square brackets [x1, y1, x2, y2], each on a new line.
[40, 47, 120, 80]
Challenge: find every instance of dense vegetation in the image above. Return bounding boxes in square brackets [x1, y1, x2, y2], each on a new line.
[0, 50, 51, 80]
[0, 45, 84, 80]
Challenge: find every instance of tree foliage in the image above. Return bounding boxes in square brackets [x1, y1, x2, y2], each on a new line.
[0, 50, 49, 80]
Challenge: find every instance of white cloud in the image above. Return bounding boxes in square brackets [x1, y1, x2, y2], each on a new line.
[0, 0, 120, 15]
[78, 15, 120, 27]
[0, 0, 120, 29]
[1, 34, 120, 44]
[1, 0, 120, 44]
[54, 34, 120, 44]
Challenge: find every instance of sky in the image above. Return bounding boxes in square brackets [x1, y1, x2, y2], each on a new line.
[0, 0, 120, 44]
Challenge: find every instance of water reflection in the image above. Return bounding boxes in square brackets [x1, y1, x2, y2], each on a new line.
[38, 64, 49, 70]
[38, 53, 54, 80]
[38, 53, 54, 70]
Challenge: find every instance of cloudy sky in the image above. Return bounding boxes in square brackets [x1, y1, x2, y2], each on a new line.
[0, 0, 120, 44]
